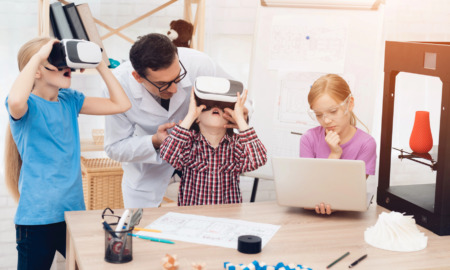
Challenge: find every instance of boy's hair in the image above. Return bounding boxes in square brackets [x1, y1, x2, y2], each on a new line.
[192, 96, 235, 136]
[5, 36, 51, 202]
[129, 33, 178, 78]
[308, 74, 368, 131]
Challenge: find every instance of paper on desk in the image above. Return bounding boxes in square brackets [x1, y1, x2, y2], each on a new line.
[137, 212, 280, 249]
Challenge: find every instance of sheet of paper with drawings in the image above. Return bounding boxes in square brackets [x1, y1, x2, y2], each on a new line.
[136, 212, 280, 249]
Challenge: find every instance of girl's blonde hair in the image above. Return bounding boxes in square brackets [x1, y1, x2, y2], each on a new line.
[308, 74, 369, 132]
[4, 36, 51, 202]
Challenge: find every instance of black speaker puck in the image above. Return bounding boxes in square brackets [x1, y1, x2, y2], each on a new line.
[237, 235, 262, 254]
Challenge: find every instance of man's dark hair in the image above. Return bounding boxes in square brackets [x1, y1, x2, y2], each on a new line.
[129, 33, 178, 77]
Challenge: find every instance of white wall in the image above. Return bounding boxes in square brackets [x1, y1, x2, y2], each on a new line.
[1, 0, 450, 269]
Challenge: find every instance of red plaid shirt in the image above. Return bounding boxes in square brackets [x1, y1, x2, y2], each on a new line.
[160, 125, 267, 206]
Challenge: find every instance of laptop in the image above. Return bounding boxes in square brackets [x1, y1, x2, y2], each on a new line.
[272, 157, 372, 211]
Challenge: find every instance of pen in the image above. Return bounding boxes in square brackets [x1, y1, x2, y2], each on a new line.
[130, 234, 175, 244]
[291, 131, 303, 136]
[327, 251, 350, 268]
[133, 227, 162, 233]
[348, 254, 367, 268]
[102, 220, 118, 238]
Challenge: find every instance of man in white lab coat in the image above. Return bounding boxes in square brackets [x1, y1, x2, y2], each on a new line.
[103, 33, 238, 208]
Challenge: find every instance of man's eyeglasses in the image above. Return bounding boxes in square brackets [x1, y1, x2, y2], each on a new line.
[308, 94, 352, 122]
[142, 61, 187, 93]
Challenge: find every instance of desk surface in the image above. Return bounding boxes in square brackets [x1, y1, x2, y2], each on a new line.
[65, 201, 450, 270]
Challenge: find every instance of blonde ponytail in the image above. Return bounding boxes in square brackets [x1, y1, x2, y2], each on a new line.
[4, 36, 52, 202]
[4, 124, 21, 202]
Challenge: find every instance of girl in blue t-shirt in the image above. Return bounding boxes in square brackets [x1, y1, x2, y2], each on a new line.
[4, 37, 131, 269]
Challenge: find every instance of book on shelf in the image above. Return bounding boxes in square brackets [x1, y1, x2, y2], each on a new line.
[76, 3, 110, 64]
[63, 3, 89, 40]
[49, 2, 74, 40]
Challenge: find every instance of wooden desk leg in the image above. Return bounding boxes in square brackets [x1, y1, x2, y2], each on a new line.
[66, 228, 77, 270]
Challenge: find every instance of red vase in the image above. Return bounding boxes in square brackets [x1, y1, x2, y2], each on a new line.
[409, 111, 433, 153]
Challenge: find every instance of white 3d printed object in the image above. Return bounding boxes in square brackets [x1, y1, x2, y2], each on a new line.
[364, 211, 428, 252]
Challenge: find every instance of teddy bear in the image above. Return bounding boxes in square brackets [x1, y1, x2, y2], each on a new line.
[167, 19, 194, 48]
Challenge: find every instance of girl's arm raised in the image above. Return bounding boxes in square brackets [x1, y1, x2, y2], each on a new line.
[8, 39, 56, 119]
[80, 61, 131, 115]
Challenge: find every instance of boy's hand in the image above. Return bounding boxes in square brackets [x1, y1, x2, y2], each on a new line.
[223, 108, 248, 129]
[223, 89, 249, 130]
[186, 87, 206, 121]
[180, 88, 205, 129]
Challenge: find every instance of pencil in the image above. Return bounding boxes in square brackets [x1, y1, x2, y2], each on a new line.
[327, 251, 350, 269]
[133, 227, 162, 233]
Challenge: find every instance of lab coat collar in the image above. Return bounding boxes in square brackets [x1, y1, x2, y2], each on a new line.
[132, 78, 192, 117]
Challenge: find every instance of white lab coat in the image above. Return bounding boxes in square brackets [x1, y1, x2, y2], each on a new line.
[103, 47, 233, 208]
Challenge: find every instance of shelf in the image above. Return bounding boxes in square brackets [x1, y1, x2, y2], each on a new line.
[393, 146, 438, 171]
[38, 0, 205, 51]
[387, 184, 435, 213]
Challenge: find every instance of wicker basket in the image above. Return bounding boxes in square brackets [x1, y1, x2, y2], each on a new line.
[81, 157, 124, 210]
[91, 129, 104, 145]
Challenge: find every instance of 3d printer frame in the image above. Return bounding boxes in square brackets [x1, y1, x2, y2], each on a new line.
[377, 41, 450, 236]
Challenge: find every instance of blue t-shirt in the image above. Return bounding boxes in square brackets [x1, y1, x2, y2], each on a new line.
[6, 88, 86, 225]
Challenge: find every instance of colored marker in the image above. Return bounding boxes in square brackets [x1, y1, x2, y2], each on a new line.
[130, 234, 175, 244]
[133, 227, 162, 233]
[327, 251, 350, 268]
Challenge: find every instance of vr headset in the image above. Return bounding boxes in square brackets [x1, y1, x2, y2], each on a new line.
[48, 39, 102, 70]
[194, 76, 244, 110]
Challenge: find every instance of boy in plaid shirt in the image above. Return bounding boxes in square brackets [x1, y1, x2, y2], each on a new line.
[160, 88, 267, 206]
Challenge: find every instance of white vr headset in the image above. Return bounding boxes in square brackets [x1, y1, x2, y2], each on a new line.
[194, 76, 244, 102]
[48, 39, 102, 70]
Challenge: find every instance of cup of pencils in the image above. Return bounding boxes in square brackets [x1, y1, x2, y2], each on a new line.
[103, 222, 133, 263]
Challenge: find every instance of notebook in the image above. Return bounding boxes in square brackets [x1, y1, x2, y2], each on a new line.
[272, 157, 373, 211]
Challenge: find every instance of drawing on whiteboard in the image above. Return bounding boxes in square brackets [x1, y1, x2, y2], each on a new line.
[138, 212, 280, 249]
[278, 72, 324, 125]
[277, 71, 356, 125]
[268, 15, 349, 73]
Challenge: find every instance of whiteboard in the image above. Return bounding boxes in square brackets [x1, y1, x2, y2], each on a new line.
[247, 2, 385, 179]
